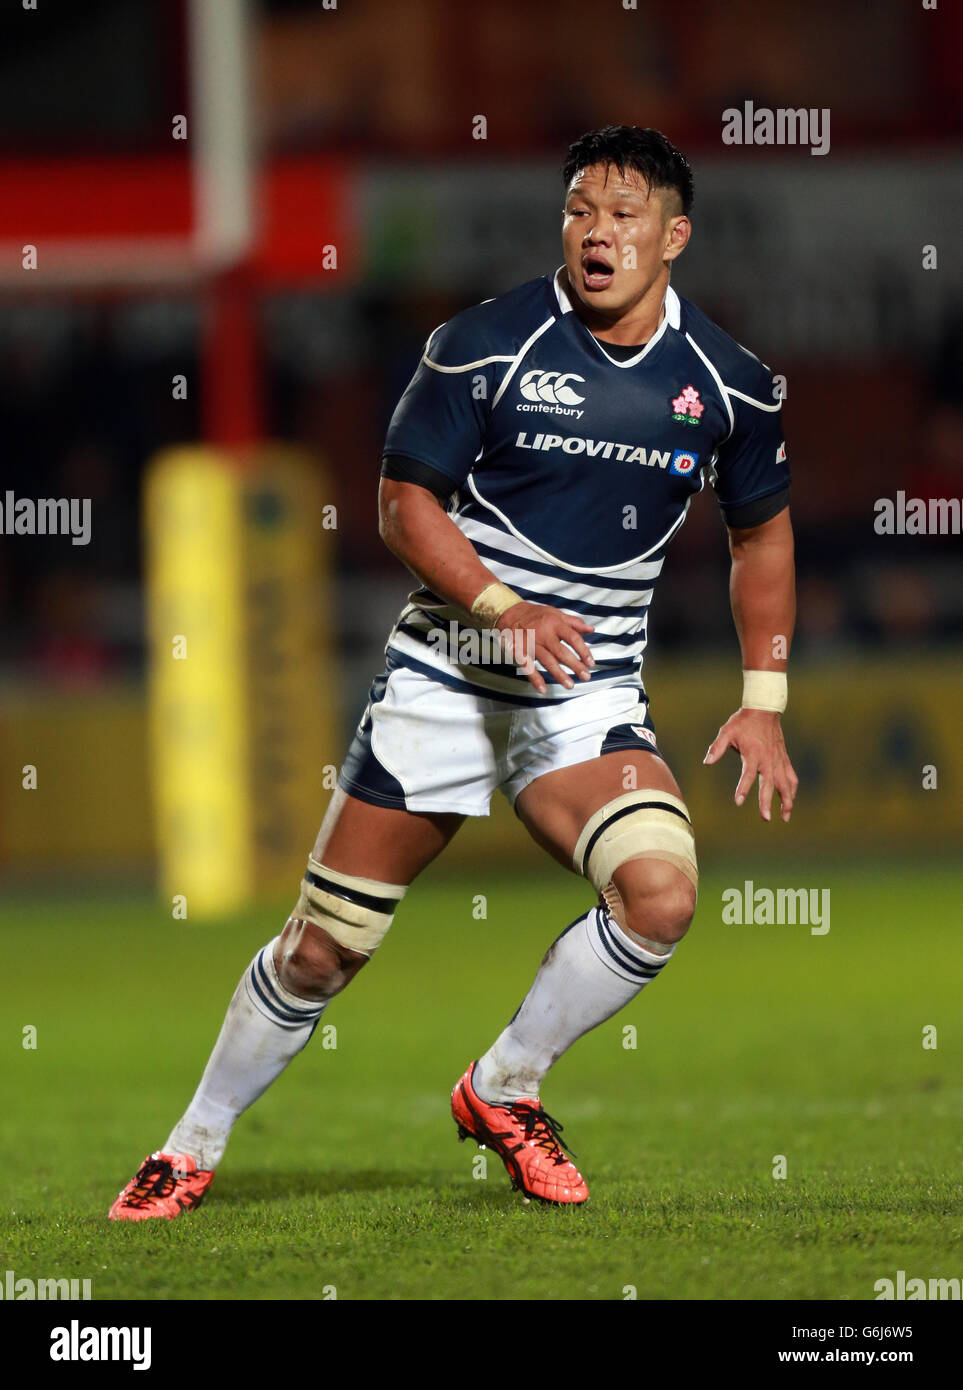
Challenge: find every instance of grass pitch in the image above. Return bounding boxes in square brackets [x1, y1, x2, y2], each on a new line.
[1, 862, 961, 1301]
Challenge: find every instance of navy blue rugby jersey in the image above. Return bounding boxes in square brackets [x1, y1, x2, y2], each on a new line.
[381, 269, 789, 703]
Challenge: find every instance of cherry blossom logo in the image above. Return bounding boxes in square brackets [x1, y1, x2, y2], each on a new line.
[670, 384, 704, 426]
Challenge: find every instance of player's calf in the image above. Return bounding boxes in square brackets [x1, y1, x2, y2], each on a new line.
[472, 786, 699, 1112]
[120, 859, 409, 1209]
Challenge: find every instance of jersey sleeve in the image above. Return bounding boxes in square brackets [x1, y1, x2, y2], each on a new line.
[382, 318, 494, 488]
[712, 381, 790, 519]
[380, 454, 457, 500]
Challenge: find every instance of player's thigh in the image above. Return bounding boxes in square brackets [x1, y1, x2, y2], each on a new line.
[311, 786, 464, 885]
[515, 749, 684, 869]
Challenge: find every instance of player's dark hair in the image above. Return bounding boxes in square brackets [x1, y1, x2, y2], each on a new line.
[562, 125, 694, 216]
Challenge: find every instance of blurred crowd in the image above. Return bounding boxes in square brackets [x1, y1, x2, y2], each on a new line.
[1, 0, 961, 693]
[1, 289, 962, 695]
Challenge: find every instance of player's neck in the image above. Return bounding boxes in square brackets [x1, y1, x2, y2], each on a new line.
[570, 275, 668, 347]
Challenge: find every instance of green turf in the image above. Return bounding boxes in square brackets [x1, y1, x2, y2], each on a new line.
[1, 863, 961, 1301]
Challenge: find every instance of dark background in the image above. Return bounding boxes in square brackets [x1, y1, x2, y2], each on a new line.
[1, 0, 961, 872]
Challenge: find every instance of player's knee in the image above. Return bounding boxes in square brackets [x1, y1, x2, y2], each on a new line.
[612, 859, 696, 947]
[573, 788, 698, 948]
[281, 857, 409, 998]
[275, 917, 364, 1000]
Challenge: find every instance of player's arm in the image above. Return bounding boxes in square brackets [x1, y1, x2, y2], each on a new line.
[703, 506, 799, 822]
[378, 476, 595, 694]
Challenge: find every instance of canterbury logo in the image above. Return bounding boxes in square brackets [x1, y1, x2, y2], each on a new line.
[519, 370, 586, 406]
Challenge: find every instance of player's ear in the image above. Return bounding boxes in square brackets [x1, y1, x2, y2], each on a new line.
[663, 215, 691, 263]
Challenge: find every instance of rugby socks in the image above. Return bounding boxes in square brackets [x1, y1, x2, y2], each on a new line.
[163, 937, 327, 1171]
[473, 907, 674, 1105]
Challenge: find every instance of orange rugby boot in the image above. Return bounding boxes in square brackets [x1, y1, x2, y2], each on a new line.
[108, 1152, 215, 1221]
[451, 1063, 588, 1205]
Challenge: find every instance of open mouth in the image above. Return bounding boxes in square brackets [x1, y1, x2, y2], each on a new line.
[582, 255, 614, 291]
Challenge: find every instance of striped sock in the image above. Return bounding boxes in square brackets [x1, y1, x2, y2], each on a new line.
[163, 938, 327, 1170]
[473, 907, 675, 1105]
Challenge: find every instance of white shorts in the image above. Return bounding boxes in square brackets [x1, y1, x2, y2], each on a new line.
[338, 651, 663, 816]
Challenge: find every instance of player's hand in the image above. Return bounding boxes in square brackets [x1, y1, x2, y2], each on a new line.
[495, 601, 595, 695]
[703, 708, 798, 823]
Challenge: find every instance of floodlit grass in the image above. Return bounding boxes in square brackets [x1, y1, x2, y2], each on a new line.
[1, 864, 961, 1300]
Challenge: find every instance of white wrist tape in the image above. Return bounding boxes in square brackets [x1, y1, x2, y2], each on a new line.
[741, 669, 787, 713]
[470, 581, 522, 627]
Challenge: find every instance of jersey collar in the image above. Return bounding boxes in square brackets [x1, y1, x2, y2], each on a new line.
[552, 266, 680, 368]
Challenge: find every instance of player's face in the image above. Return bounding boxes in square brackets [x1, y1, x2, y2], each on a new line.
[562, 164, 689, 326]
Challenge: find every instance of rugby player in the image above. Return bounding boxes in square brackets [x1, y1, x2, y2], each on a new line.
[111, 125, 797, 1218]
